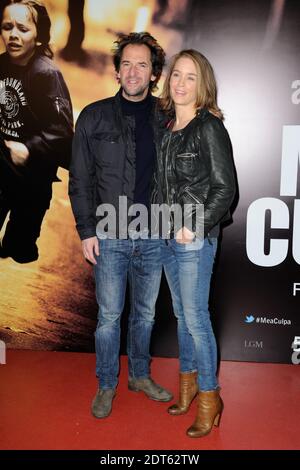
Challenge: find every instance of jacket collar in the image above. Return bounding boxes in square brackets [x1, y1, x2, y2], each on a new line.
[195, 107, 210, 120]
[115, 88, 157, 107]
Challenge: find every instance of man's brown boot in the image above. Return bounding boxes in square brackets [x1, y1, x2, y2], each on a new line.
[186, 389, 223, 438]
[168, 371, 198, 415]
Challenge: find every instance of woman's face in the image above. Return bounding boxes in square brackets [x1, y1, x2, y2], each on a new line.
[1, 4, 37, 66]
[169, 56, 198, 109]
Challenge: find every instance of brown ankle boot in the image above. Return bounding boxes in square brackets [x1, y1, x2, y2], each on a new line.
[168, 371, 198, 415]
[186, 389, 223, 438]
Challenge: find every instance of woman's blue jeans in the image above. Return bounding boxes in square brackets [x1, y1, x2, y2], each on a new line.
[93, 238, 162, 390]
[162, 237, 219, 391]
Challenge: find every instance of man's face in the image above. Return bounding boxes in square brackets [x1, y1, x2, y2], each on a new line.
[117, 44, 156, 101]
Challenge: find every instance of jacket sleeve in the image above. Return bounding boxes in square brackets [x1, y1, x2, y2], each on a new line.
[199, 117, 236, 237]
[68, 109, 97, 240]
[24, 68, 74, 170]
[180, 117, 236, 238]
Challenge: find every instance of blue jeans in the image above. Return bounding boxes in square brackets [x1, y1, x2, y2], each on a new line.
[162, 237, 218, 391]
[93, 238, 162, 390]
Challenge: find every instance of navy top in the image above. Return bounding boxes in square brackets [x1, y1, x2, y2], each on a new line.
[120, 92, 155, 209]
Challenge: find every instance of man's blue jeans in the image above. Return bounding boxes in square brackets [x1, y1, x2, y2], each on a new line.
[162, 237, 219, 391]
[93, 238, 162, 390]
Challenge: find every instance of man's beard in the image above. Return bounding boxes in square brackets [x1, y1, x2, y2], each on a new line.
[122, 83, 149, 99]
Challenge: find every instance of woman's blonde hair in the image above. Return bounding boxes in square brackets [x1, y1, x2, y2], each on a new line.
[160, 49, 223, 119]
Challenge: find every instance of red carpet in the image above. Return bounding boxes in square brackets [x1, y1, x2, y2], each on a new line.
[0, 350, 299, 450]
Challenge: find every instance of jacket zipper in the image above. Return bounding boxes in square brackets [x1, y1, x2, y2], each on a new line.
[164, 133, 173, 235]
[55, 97, 60, 114]
[177, 152, 197, 158]
[165, 133, 172, 206]
[185, 187, 203, 205]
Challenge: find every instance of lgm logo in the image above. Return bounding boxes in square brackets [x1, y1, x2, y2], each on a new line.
[0, 340, 6, 364]
[244, 339, 263, 349]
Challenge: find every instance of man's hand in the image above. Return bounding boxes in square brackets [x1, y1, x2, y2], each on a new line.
[82, 236, 99, 265]
[176, 226, 195, 244]
[5, 140, 29, 166]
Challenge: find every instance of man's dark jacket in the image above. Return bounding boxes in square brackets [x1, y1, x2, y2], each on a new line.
[69, 91, 160, 240]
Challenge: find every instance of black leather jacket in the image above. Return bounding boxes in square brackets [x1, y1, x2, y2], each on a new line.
[151, 108, 236, 238]
[69, 91, 159, 240]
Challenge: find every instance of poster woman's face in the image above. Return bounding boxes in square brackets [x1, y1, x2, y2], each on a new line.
[1, 4, 37, 66]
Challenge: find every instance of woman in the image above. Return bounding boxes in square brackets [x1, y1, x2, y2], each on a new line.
[0, 0, 73, 263]
[154, 50, 236, 437]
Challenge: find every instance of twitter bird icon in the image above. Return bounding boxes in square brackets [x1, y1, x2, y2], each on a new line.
[245, 315, 255, 323]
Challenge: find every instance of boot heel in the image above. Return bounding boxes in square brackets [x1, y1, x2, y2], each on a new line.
[213, 412, 221, 427]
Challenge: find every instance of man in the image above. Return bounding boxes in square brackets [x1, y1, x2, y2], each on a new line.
[69, 32, 172, 419]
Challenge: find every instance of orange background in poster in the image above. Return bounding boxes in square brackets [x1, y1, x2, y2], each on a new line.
[0, 0, 184, 351]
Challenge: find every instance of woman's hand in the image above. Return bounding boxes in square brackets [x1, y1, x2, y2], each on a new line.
[176, 226, 195, 244]
[4, 140, 29, 166]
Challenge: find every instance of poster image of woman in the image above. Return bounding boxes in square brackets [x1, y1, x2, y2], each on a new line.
[0, 0, 73, 263]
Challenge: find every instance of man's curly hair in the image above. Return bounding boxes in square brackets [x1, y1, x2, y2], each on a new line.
[112, 32, 165, 92]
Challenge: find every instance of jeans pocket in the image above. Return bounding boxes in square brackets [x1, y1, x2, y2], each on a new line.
[174, 237, 204, 251]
